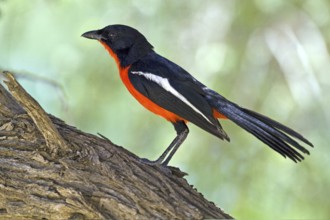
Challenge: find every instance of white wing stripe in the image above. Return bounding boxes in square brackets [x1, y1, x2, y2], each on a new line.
[131, 71, 212, 124]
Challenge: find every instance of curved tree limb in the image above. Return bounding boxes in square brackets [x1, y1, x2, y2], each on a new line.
[0, 71, 233, 219]
[3, 72, 70, 156]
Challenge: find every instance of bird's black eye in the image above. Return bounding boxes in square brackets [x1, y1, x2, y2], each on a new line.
[108, 33, 115, 38]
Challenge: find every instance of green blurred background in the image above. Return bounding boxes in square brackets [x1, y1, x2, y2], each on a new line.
[1, 0, 329, 218]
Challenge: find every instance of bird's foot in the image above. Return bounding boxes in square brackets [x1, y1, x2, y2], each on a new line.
[138, 158, 187, 177]
[138, 157, 163, 166]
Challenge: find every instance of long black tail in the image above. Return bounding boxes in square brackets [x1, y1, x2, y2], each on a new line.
[205, 89, 314, 162]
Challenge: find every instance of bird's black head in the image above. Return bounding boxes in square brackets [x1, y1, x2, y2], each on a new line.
[82, 24, 153, 67]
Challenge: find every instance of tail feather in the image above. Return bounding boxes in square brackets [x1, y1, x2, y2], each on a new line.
[240, 108, 310, 155]
[235, 112, 304, 162]
[242, 108, 313, 147]
[205, 89, 313, 162]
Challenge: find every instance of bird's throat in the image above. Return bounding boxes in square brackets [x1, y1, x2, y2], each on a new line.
[99, 41, 122, 70]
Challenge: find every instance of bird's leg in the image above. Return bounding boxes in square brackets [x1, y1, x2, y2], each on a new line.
[161, 122, 189, 165]
[140, 121, 189, 166]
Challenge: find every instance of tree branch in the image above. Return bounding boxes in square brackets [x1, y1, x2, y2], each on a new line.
[0, 71, 233, 219]
[3, 71, 69, 156]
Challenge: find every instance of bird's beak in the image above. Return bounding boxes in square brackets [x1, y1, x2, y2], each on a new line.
[81, 30, 102, 40]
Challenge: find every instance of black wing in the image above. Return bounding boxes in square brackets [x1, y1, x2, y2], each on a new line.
[129, 53, 229, 140]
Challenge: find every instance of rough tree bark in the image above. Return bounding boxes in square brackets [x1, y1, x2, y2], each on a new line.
[0, 71, 233, 219]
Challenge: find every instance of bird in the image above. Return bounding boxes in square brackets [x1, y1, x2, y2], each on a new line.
[82, 24, 313, 165]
